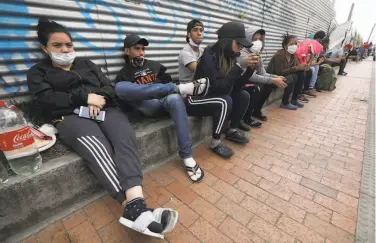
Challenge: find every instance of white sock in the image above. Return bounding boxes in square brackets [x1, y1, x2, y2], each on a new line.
[178, 78, 207, 96]
[183, 157, 196, 167]
[178, 83, 194, 96]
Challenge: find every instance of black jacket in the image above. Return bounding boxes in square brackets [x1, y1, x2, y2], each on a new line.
[115, 59, 172, 84]
[194, 48, 255, 96]
[27, 58, 115, 119]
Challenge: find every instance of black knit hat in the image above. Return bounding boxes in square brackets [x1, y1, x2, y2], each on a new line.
[186, 19, 204, 42]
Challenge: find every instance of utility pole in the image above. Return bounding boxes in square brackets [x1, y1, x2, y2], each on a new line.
[347, 3, 354, 21]
[367, 23, 375, 43]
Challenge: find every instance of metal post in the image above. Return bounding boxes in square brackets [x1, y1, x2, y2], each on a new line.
[347, 3, 354, 22]
[367, 24, 376, 43]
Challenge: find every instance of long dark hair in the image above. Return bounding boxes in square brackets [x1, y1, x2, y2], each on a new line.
[37, 18, 72, 46]
[282, 34, 297, 49]
[208, 38, 235, 76]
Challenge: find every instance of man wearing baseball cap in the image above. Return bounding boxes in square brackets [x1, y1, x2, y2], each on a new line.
[115, 34, 208, 183]
[178, 19, 204, 83]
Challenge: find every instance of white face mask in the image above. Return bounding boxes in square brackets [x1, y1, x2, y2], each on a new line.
[189, 38, 200, 47]
[50, 51, 76, 66]
[287, 45, 297, 54]
[250, 40, 263, 54]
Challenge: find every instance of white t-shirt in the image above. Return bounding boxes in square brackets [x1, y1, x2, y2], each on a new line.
[178, 44, 204, 83]
[326, 47, 344, 58]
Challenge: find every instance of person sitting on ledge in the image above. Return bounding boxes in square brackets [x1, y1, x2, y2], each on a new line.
[27, 18, 178, 239]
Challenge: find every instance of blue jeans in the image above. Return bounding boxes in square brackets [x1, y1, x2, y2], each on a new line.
[309, 65, 320, 89]
[115, 81, 193, 158]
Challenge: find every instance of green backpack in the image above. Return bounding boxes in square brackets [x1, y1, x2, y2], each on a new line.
[317, 64, 337, 91]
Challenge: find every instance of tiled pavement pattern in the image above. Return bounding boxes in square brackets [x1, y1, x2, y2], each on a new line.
[20, 60, 373, 243]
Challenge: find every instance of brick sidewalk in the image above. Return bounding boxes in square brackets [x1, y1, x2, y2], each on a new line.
[21, 60, 373, 243]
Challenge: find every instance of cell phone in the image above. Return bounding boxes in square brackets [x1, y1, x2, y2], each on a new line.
[78, 106, 106, 122]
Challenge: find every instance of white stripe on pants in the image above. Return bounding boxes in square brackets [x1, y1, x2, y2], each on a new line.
[188, 96, 228, 134]
[78, 136, 122, 192]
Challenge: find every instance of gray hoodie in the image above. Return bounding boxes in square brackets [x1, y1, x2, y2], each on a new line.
[238, 26, 273, 85]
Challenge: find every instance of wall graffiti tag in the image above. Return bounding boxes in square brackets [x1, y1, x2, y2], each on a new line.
[0, 0, 335, 98]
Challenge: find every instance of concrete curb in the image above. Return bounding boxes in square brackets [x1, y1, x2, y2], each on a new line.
[355, 60, 376, 243]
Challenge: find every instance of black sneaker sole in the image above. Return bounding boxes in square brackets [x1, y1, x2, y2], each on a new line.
[226, 137, 249, 144]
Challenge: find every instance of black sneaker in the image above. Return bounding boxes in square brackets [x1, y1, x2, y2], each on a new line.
[239, 121, 251, 131]
[245, 119, 262, 128]
[338, 72, 348, 76]
[253, 112, 267, 121]
[226, 129, 249, 144]
[210, 143, 234, 159]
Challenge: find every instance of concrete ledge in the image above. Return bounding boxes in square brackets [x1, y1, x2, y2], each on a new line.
[0, 87, 284, 241]
[0, 115, 212, 241]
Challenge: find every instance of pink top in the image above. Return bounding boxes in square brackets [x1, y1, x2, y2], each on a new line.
[295, 39, 323, 64]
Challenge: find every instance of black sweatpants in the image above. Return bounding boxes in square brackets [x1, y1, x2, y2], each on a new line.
[326, 59, 347, 74]
[243, 85, 262, 121]
[56, 107, 142, 204]
[253, 74, 298, 111]
[186, 90, 250, 139]
[304, 69, 312, 91]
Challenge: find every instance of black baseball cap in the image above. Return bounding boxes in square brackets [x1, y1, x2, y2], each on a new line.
[123, 34, 149, 49]
[217, 22, 252, 47]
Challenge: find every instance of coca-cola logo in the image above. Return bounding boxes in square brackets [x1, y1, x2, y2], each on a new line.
[13, 130, 33, 144]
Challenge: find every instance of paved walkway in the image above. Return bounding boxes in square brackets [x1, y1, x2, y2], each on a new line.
[21, 59, 374, 243]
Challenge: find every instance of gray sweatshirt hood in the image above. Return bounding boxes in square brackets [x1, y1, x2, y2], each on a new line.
[245, 26, 266, 51]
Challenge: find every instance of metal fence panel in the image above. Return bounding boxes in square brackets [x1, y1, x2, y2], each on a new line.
[0, 0, 335, 98]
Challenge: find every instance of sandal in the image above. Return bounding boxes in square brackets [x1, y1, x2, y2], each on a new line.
[185, 163, 205, 183]
[153, 208, 179, 234]
[119, 211, 165, 239]
[192, 77, 210, 96]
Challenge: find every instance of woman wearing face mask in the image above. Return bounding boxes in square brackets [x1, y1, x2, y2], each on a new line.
[264, 34, 308, 110]
[27, 18, 177, 239]
[185, 21, 258, 159]
[238, 27, 288, 131]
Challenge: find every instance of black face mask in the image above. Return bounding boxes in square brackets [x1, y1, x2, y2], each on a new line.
[129, 56, 144, 68]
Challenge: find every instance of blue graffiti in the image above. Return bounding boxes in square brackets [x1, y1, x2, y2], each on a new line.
[0, 1, 34, 93]
[0, 0, 215, 96]
[73, 0, 123, 54]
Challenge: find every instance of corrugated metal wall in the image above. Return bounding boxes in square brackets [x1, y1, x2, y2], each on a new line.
[0, 0, 335, 98]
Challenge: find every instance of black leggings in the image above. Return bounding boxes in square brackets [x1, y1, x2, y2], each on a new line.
[243, 85, 262, 121]
[186, 90, 250, 139]
[327, 59, 347, 73]
[254, 74, 301, 111]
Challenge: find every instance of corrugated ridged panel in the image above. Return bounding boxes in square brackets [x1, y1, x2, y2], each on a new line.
[0, 0, 335, 98]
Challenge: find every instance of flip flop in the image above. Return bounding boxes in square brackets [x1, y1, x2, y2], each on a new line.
[184, 163, 205, 183]
[119, 211, 164, 239]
